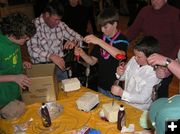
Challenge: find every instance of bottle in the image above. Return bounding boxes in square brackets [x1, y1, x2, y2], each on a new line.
[40, 103, 51, 127]
[117, 105, 125, 130]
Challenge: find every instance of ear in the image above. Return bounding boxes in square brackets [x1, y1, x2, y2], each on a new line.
[9, 34, 16, 40]
[44, 12, 50, 18]
[113, 22, 118, 28]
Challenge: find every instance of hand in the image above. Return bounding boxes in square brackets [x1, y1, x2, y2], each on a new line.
[155, 66, 171, 79]
[49, 54, 65, 70]
[63, 41, 77, 49]
[23, 61, 32, 69]
[74, 46, 85, 57]
[147, 53, 167, 66]
[111, 85, 123, 97]
[84, 34, 102, 45]
[15, 74, 31, 89]
[116, 64, 125, 76]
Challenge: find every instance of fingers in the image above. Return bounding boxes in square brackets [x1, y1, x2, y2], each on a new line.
[57, 58, 65, 71]
[64, 41, 76, 49]
[111, 85, 120, 96]
[19, 76, 31, 89]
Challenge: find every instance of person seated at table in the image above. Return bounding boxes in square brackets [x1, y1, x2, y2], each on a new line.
[111, 36, 161, 110]
[74, 8, 128, 99]
[27, 0, 83, 81]
[147, 51, 180, 80]
[0, 12, 36, 108]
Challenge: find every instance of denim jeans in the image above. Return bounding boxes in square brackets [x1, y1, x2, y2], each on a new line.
[55, 66, 68, 81]
[98, 87, 121, 100]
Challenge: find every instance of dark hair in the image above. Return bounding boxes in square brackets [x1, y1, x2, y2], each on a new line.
[43, 0, 64, 17]
[97, 8, 119, 27]
[134, 36, 160, 57]
[0, 12, 36, 39]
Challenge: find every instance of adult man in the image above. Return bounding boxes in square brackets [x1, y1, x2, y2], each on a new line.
[27, 0, 83, 81]
[126, 0, 180, 98]
[0, 12, 36, 107]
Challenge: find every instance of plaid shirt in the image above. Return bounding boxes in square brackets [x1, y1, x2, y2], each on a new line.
[27, 15, 83, 63]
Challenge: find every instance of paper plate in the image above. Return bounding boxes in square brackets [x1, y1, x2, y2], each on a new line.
[38, 102, 63, 120]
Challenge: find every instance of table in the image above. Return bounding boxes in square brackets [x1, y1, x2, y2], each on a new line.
[0, 87, 143, 134]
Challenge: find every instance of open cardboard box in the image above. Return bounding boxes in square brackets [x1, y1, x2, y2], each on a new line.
[21, 64, 59, 105]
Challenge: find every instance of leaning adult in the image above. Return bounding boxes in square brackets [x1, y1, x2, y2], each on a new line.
[126, 0, 180, 98]
[27, 0, 83, 81]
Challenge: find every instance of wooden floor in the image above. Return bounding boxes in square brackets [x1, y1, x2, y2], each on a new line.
[119, 15, 179, 97]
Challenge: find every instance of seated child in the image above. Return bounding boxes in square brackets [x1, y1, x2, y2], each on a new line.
[111, 36, 161, 110]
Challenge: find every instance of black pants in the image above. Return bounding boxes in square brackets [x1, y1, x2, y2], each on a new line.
[157, 75, 173, 98]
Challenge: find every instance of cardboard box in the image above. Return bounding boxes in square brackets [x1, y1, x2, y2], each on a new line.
[21, 64, 59, 105]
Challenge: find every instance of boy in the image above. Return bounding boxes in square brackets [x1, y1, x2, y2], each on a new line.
[111, 36, 161, 110]
[75, 8, 128, 98]
[0, 12, 36, 108]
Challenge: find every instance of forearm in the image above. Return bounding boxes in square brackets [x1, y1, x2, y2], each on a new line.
[168, 60, 180, 79]
[0, 75, 16, 83]
[98, 40, 125, 58]
[81, 53, 97, 66]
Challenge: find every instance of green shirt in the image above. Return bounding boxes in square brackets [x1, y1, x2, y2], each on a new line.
[0, 34, 23, 107]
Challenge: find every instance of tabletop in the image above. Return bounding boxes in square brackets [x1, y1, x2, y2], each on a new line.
[0, 86, 143, 134]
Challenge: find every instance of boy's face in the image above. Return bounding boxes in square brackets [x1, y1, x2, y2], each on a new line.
[134, 49, 148, 66]
[101, 22, 117, 37]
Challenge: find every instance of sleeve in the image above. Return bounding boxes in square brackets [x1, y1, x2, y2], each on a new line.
[122, 69, 160, 104]
[172, 10, 180, 57]
[91, 45, 99, 59]
[27, 34, 51, 63]
[62, 22, 83, 42]
[126, 7, 147, 41]
[116, 34, 129, 58]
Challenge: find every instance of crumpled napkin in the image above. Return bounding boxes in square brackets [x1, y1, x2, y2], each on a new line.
[0, 100, 25, 119]
[121, 124, 135, 133]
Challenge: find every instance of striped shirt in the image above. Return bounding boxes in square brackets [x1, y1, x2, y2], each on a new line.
[27, 15, 83, 63]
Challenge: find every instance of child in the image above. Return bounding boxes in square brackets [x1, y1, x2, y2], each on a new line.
[0, 12, 36, 108]
[111, 36, 161, 110]
[75, 8, 129, 98]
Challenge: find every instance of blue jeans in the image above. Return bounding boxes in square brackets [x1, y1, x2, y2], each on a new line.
[55, 66, 68, 81]
[98, 87, 121, 100]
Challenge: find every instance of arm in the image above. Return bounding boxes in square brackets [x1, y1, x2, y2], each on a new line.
[148, 53, 180, 79]
[122, 70, 160, 104]
[84, 34, 125, 58]
[27, 37, 66, 70]
[0, 74, 31, 89]
[74, 46, 98, 65]
[126, 7, 146, 41]
[27, 35, 53, 62]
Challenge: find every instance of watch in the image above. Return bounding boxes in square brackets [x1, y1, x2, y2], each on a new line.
[164, 58, 172, 67]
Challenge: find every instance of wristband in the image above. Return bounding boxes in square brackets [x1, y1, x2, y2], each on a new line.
[164, 58, 172, 67]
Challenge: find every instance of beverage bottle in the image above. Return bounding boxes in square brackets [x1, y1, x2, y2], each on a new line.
[40, 103, 51, 127]
[117, 105, 125, 130]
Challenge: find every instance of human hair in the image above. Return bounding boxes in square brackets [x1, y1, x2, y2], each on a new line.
[43, 0, 64, 17]
[134, 36, 160, 57]
[0, 12, 36, 39]
[97, 8, 119, 27]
